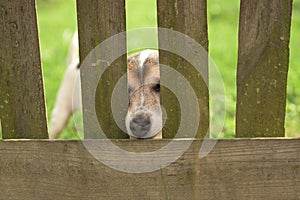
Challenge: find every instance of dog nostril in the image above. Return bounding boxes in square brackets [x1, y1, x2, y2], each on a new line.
[130, 115, 151, 138]
[141, 127, 149, 132]
[133, 117, 150, 126]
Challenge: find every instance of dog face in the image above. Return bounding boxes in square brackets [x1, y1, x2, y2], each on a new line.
[49, 31, 163, 139]
[125, 50, 162, 139]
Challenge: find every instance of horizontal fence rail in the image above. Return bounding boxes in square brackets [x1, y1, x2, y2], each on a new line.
[0, 139, 299, 199]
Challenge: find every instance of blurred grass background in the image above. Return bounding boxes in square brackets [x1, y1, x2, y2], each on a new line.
[32, 0, 299, 139]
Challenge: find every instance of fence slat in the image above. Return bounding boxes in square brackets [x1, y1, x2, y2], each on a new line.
[236, 0, 293, 138]
[0, 139, 299, 199]
[77, 0, 128, 139]
[157, 0, 209, 138]
[0, 0, 48, 139]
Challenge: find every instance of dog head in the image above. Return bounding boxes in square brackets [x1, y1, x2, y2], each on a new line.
[125, 50, 162, 139]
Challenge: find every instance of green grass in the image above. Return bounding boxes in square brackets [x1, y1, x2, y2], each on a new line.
[1, 0, 299, 139]
[286, 0, 300, 137]
[36, 0, 79, 139]
[208, 0, 240, 138]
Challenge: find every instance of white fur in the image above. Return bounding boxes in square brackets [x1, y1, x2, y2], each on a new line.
[67, 32, 79, 66]
[49, 33, 80, 139]
[138, 49, 157, 68]
[49, 58, 81, 139]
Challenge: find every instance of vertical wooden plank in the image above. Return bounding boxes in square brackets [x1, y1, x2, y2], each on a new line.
[0, 0, 48, 139]
[236, 0, 293, 137]
[157, 0, 209, 138]
[77, 0, 128, 138]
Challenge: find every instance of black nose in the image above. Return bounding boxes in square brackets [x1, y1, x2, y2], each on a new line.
[130, 113, 151, 138]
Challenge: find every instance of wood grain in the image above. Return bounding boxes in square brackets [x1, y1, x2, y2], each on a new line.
[76, 0, 128, 139]
[236, 0, 293, 137]
[0, 0, 48, 139]
[0, 139, 299, 199]
[157, 0, 209, 138]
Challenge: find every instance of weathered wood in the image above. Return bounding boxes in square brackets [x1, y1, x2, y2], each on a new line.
[0, 0, 48, 139]
[77, 0, 128, 139]
[0, 139, 299, 199]
[236, 0, 293, 137]
[157, 0, 209, 138]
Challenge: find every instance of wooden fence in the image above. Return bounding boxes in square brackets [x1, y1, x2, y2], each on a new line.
[0, 0, 299, 199]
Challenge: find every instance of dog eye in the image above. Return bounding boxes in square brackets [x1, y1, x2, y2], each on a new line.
[152, 84, 160, 92]
[128, 88, 133, 95]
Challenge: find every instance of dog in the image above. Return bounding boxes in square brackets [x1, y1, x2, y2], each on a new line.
[49, 33, 162, 139]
